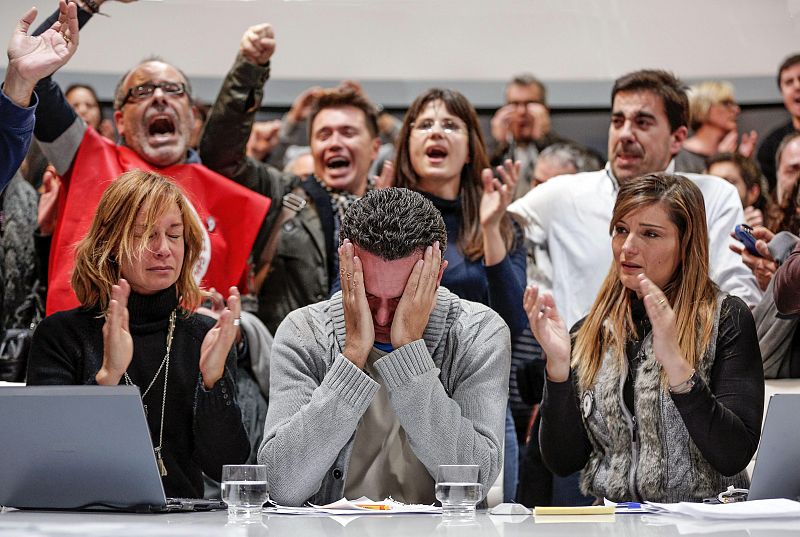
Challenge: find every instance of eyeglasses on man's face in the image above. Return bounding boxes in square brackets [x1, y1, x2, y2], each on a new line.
[411, 118, 466, 135]
[121, 81, 188, 107]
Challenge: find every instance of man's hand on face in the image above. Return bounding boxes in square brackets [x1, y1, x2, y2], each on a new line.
[340, 239, 374, 368]
[390, 242, 447, 349]
[239, 23, 276, 66]
[490, 105, 515, 143]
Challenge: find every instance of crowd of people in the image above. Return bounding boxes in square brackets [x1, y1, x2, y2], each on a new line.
[3, 0, 800, 507]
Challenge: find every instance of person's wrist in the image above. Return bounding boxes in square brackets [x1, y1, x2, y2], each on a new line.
[343, 343, 369, 368]
[2, 74, 35, 108]
[546, 363, 570, 383]
[200, 367, 223, 390]
[95, 365, 123, 386]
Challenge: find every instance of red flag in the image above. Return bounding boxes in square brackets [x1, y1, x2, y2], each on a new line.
[46, 129, 271, 315]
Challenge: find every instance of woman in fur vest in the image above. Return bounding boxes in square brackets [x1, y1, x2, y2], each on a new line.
[525, 173, 764, 503]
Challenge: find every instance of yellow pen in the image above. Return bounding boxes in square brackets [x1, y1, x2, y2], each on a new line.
[358, 504, 391, 510]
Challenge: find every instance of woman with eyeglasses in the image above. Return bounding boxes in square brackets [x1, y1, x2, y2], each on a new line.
[392, 88, 527, 501]
[27, 169, 251, 499]
[676, 81, 758, 173]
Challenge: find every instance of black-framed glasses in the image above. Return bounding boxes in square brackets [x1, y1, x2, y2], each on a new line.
[121, 81, 187, 107]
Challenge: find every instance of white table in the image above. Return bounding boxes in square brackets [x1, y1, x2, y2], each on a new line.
[1, 509, 799, 536]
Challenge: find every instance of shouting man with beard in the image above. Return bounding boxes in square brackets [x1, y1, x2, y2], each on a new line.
[30, 1, 269, 314]
[508, 69, 761, 330]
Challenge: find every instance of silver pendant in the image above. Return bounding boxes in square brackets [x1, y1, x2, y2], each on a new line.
[582, 390, 594, 419]
[155, 447, 168, 477]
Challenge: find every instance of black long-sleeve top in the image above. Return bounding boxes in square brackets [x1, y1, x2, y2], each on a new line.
[27, 286, 250, 498]
[540, 294, 764, 480]
[423, 192, 528, 339]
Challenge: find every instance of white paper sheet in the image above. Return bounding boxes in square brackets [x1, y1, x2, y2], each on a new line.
[265, 497, 441, 516]
[642, 498, 800, 520]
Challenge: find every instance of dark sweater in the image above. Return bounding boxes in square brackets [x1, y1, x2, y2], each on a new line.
[27, 286, 250, 498]
[540, 295, 764, 480]
[423, 192, 527, 338]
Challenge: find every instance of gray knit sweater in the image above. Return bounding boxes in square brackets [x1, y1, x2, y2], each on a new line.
[258, 287, 511, 506]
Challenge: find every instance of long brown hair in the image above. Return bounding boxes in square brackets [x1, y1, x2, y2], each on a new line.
[72, 170, 205, 311]
[573, 173, 717, 391]
[393, 88, 515, 261]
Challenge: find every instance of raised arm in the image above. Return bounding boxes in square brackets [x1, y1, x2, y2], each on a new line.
[2, 1, 79, 185]
[480, 161, 528, 337]
[29, 1, 97, 174]
[199, 24, 277, 189]
[703, 178, 762, 307]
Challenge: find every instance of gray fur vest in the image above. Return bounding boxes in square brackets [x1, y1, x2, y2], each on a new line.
[578, 294, 749, 502]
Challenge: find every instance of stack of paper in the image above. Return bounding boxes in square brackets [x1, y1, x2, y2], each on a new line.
[643, 498, 800, 520]
[265, 497, 441, 516]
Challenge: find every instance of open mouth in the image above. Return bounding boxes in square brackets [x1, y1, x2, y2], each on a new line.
[148, 115, 176, 140]
[425, 145, 448, 162]
[326, 155, 351, 170]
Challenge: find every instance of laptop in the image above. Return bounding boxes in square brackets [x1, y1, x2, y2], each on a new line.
[0, 385, 226, 512]
[747, 393, 800, 501]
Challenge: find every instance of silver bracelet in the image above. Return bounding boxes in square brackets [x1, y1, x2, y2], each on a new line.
[669, 369, 697, 394]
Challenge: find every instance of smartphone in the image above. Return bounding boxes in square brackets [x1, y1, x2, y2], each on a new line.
[734, 224, 762, 257]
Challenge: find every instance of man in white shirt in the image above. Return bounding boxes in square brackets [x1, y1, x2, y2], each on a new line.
[509, 69, 760, 329]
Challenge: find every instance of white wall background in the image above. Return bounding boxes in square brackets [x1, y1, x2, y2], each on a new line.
[2, 0, 799, 106]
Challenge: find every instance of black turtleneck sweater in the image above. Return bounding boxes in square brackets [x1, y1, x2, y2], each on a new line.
[421, 191, 528, 338]
[27, 286, 250, 498]
[539, 294, 764, 480]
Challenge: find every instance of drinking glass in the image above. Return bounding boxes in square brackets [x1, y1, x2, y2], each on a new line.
[435, 464, 483, 520]
[221, 464, 269, 520]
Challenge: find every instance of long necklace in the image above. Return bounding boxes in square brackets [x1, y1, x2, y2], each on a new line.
[123, 309, 177, 477]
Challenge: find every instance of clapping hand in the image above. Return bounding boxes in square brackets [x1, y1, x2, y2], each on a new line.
[638, 275, 693, 385]
[199, 287, 241, 389]
[97, 279, 133, 385]
[490, 105, 514, 143]
[37, 166, 62, 236]
[5, 1, 79, 107]
[374, 160, 394, 190]
[523, 285, 570, 382]
[239, 23, 276, 66]
[480, 159, 519, 229]
[390, 242, 446, 349]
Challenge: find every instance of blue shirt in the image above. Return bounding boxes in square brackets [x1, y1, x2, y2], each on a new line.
[0, 88, 37, 191]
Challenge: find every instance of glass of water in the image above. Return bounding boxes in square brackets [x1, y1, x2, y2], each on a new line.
[435, 464, 483, 520]
[221, 464, 268, 521]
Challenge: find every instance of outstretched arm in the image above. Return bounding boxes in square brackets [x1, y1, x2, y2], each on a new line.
[2, 1, 79, 186]
[29, 0, 96, 174]
[199, 24, 278, 190]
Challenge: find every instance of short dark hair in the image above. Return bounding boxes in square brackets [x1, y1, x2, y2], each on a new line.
[308, 88, 380, 139]
[340, 188, 447, 260]
[611, 69, 689, 132]
[778, 53, 800, 88]
[706, 152, 763, 191]
[507, 73, 547, 105]
[113, 56, 193, 111]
